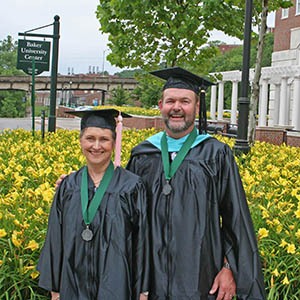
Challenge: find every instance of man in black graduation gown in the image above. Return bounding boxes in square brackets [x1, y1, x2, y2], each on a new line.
[126, 67, 266, 300]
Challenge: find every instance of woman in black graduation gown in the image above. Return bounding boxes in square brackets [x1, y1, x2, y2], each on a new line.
[37, 109, 148, 300]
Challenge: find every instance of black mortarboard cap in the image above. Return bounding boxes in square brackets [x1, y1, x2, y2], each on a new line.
[149, 67, 213, 94]
[149, 67, 215, 134]
[65, 108, 131, 131]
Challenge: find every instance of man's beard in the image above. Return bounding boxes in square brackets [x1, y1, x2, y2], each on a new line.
[163, 110, 196, 134]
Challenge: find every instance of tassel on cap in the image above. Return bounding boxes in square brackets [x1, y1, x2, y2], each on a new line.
[114, 111, 123, 167]
[199, 89, 207, 134]
[64, 108, 131, 166]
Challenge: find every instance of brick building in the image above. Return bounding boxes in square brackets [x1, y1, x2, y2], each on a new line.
[273, 0, 300, 52]
[218, 44, 241, 55]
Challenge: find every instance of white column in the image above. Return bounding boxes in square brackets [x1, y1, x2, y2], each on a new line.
[287, 83, 291, 125]
[217, 81, 224, 120]
[258, 78, 269, 127]
[278, 76, 288, 126]
[210, 85, 217, 120]
[230, 81, 238, 125]
[292, 76, 300, 130]
[270, 84, 280, 126]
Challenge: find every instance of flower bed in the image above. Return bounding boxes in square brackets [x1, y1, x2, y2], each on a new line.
[0, 129, 299, 299]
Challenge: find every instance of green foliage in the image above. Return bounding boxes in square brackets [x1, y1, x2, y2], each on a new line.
[0, 36, 23, 76]
[111, 86, 130, 106]
[96, 0, 244, 71]
[35, 106, 49, 117]
[130, 73, 163, 108]
[209, 33, 274, 73]
[0, 91, 26, 118]
[206, 33, 274, 108]
[114, 69, 142, 78]
[0, 36, 26, 117]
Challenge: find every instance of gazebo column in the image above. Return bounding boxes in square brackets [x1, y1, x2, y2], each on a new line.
[217, 81, 224, 120]
[210, 85, 217, 121]
[269, 84, 280, 126]
[230, 80, 238, 125]
[278, 76, 288, 126]
[292, 76, 300, 130]
[258, 78, 269, 127]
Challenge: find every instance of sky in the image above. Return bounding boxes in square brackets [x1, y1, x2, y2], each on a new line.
[1, 0, 276, 76]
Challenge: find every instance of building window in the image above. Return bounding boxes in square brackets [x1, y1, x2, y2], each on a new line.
[296, 0, 300, 15]
[282, 7, 289, 18]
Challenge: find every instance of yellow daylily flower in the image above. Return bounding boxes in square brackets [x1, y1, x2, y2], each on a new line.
[12, 233, 22, 248]
[25, 240, 39, 251]
[282, 275, 290, 285]
[272, 268, 279, 277]
[280, 239, 288, 248]
[35, 207, 44, 216]
[0, 229, 7, 238]
[258, 228, 269, 239]
[287, 243, 296, 254]
[31, 271, 39, 279]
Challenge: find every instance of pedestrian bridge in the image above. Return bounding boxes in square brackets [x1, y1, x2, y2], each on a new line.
[0, 75, 138, 92]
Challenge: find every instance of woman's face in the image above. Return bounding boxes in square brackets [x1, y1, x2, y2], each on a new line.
[80, 127, 115, 167]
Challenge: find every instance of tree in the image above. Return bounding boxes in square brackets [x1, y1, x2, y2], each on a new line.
[207, 33, 273, 111]
[0, 36, 26, 117]
[96, 1, 245, 72]
[0, 35, 23, 76]
[0, 91, 26, 117]
[111, 86, 130, 106]
[247, 0, 293, 145]
[114, 69, 142, 78]
[131, 74, 163, 108]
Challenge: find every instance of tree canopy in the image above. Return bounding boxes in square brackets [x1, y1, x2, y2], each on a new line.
[96, 0, 245, 72]
[0, 35, 23, 76]
[209, 32, 274, 73]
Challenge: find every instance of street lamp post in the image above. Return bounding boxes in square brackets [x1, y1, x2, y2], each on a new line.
[233, 0, 253, 155]
[68, 81, 72, 107]
[102, 49, 107, 76]
[48, 15, 60, 132]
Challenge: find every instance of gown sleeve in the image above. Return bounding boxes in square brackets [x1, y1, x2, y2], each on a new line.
[218, 145, 266, 300]
[130, 179, 149, 299]
[36, 178, 67, 292]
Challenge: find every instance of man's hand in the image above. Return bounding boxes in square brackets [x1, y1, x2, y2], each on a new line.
[209, 267, 236, 300]
[55, 174, 68, 190]
[51, 291, 60, 300]
[140, 293, 148, 300]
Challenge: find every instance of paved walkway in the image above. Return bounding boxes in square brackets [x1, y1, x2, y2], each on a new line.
[0, 117, 81, 131]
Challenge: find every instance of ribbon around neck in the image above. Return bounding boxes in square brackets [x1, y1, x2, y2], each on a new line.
[161, 127, 197, 181]
[81, 161, 114, 226]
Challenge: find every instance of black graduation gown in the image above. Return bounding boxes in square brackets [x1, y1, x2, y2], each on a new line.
[126, 137, 266, 300]
[37, 166, 148, 300]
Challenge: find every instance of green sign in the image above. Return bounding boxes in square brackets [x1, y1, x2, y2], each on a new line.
[17, 39, 50, 75]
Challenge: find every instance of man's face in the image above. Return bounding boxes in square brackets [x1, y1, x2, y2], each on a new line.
[159, 88, 199, 138]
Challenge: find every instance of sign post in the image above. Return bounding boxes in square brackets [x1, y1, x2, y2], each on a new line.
[17, 39, 50, 135]
[31, 58, 35, 136]
[17, 15, 60, 133]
